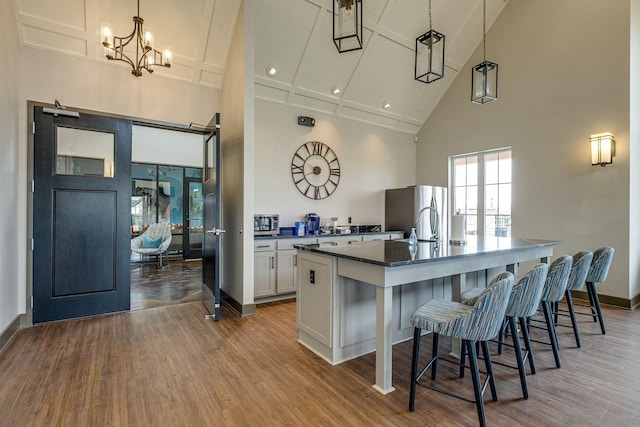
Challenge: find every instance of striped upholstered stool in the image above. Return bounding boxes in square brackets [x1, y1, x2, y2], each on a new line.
[584, 247, 615, 334]
[553, 251, 593, 348]
[462, 263, 549, 399]
[408, 272, 514, 427]
[533, 255, 573, 368]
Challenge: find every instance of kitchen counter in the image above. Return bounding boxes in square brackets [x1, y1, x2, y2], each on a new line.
[294, 236, 563, 395]
[294, 236, 561, 267]
[254, 231, 403, 240]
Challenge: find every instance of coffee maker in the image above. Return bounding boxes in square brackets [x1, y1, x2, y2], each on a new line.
[305, 213, 320, 235]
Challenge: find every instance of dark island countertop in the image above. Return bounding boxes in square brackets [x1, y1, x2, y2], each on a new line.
[294, 236, 564, 267]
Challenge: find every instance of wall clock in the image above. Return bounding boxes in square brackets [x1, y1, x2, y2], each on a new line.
[291, 141, 341, 200]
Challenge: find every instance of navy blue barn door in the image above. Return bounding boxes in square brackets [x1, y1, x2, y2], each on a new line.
[32, 105, 132, 323]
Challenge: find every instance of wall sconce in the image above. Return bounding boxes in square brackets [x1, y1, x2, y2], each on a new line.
[590, 132, 615, 167]
[333, 0, 363, 53]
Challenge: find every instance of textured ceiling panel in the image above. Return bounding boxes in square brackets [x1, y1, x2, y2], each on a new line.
[203, 0, 241, 67]
[19, 0, 86, 30]
[295, 10, 364, 97]
[22, 25, 87, 56]
[346, 34, 424, 115]
[254, 0, 320, 84]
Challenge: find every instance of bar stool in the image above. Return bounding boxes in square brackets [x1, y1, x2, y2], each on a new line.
[462, 264, 549, 399]
[408, 272, 514, 427]
[553, 251, 593, 348]
[533, 255, 573, 368]
[585, 247, 614, 334]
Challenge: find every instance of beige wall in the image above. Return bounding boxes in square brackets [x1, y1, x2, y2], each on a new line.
[630, 0, 640, 301]
[0, 0, 22, 333]
[221, 0, 254, 307]
[254, 100, 416, 228]
[418, 0, 634, 301]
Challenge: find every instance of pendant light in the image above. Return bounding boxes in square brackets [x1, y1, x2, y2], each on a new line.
[415, 0, 445, 84]
[471, 0, 498, 104]
[333, 0, 363, 53]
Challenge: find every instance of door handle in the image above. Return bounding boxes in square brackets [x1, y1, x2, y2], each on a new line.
[206, 228, 226, 235]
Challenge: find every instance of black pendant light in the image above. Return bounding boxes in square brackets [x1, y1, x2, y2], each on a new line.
[415, 0, 445, 84]
[471, 0, 498, 104]
[333, 0, 363, 53]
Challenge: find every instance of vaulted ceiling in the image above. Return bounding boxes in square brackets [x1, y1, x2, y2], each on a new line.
[14, 0, 509, 134]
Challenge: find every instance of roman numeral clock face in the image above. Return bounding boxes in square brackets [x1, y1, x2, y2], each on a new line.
[291, 141, 341, 200]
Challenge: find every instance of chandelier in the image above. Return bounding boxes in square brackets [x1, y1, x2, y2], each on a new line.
[100, 0, 172, 77]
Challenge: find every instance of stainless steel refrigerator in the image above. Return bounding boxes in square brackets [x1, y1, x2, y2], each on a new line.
[385, 185, 448, 241]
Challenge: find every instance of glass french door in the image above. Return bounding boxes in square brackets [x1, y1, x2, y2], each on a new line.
[184, 177, 203, 259]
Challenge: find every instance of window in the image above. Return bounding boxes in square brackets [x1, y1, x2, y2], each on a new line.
[451, 148, 511, 237]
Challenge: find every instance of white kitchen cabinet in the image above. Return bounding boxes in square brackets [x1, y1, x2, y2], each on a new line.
[254, 241, 276, 298]
[276, 250, 297, 294]
[296, 251, 334, 347]
[254, 233, 402, 302]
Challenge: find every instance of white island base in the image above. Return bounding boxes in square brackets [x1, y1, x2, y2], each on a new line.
[295, 238, 559, 394]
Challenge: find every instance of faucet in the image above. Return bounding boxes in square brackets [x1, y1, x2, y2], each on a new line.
[415, 206, 440, 242]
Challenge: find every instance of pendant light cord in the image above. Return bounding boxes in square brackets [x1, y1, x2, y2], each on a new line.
[429, 0, 432, 31]
[482, 0, 486, 61]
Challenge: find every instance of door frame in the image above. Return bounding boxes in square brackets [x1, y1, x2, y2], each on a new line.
[26, 101, 207, 325]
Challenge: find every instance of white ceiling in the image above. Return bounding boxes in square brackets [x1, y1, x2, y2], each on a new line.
[14, 0, 509, 134]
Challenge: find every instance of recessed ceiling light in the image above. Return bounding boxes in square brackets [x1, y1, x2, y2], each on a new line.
[331, 84, 342, 95]
[266, 64, 277, 76]
[382, 100, 391, 109]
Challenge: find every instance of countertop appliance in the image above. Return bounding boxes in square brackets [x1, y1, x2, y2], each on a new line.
[254, 214, 279, 236]
[385, 185, 448, 241]
[305, 213, 320, 235]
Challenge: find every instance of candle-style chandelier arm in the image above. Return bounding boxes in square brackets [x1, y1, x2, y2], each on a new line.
[104, 17, 141, 73]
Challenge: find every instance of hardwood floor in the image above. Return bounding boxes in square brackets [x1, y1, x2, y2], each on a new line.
[1, 300, 639, 426]
[130, 259, 202, 311]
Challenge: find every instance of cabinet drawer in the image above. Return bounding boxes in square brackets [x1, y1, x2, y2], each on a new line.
[318, 235, 362, 246]
[254, 240, 276, 251]
[277, 238, 316, 250]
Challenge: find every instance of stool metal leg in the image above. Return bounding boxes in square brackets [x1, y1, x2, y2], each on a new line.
[431, 332, 439, 380]
[519, 317, 536, 374]
[459, 341, 466, 378]
[480, 340, 497, 401]
[586, 281, 606, 334]
[565, 290, 581, 348]
[542, 301, 561, 368]
[409, 327, 421, 411]
[508, 316, 528, 398]
[466, 340, 487, 427]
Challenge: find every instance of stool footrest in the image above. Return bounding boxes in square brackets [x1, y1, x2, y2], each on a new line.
[416, 355, 491, 404]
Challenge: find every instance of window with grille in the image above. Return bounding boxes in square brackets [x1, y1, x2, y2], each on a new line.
[451, 148, 511, 237]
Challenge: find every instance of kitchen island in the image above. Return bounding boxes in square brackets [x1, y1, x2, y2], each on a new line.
[294, 237, 563, 395]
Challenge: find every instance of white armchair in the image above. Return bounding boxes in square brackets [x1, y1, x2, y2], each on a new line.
[131, 223, 172, 268]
